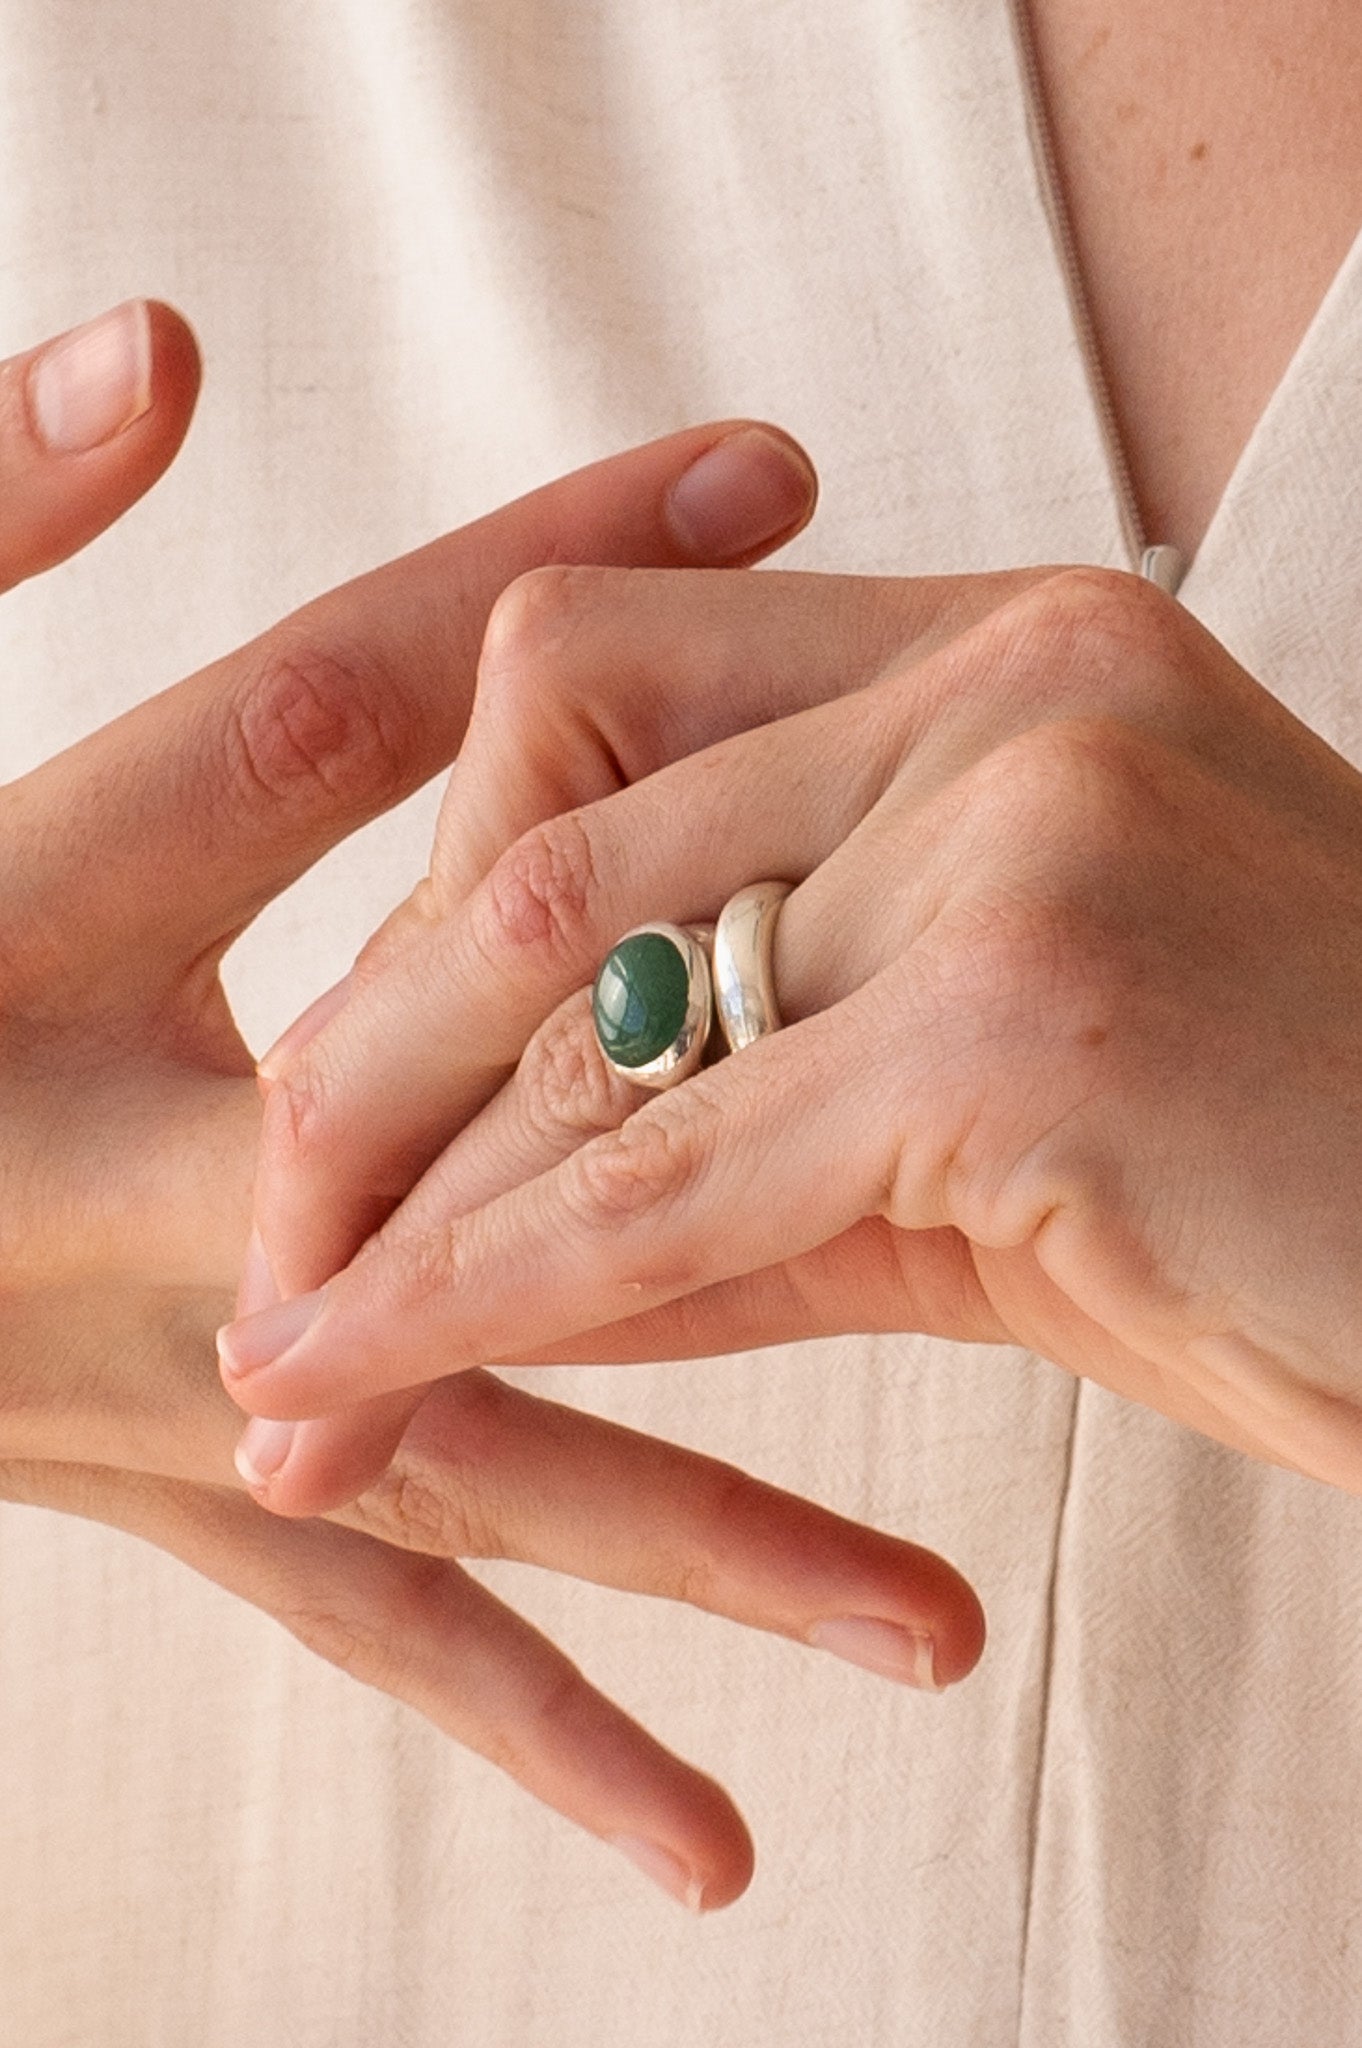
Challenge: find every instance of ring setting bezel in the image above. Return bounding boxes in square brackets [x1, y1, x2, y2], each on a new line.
[591, 921, 715, 1090]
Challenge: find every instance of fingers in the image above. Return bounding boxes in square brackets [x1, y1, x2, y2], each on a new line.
[0, 421, 817, 1000]
[0, 1265, 988, 1705]
[238, 985, 648, 1507]
[236, 980, 997, 1511]
[428, 564, 1044, 907]
[0, 1266, 987, 1706]
[252, 566, 1046, 1289]
[260, 1365, 986, 1744]
[251, 681, 908, 1297]
[511, 1220, 1009, 1365]
[0, 1458, 753, 1910]
[238, 974, 1005, 1514]
[221, 971, 948, 1415]
[0, 1332, 989, 1909]
[0, 299, 201, 596]
[331, 1369, 986, 1695]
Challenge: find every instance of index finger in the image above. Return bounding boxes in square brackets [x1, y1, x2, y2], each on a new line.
[1, 420, 817, 996]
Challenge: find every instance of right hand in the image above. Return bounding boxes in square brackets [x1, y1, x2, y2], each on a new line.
[0, 312, 984, 1911]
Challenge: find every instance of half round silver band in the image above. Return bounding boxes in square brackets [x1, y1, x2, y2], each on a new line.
[712, 881, 793, 1053]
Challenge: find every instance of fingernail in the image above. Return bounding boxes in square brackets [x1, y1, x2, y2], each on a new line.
[235, 1229, 282, 1319]
[257, 972, 354, 1085]
[29, 300, 153, 454]
[610, 1835, 707, 1914]
[234, 1418, 297, 1489]
[807, 1618, 942, 1692]
[667, 428, 817, 560]
[217, 1288, 326, 1381]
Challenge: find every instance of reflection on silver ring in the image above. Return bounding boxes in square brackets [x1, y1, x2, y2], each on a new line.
[712, 881, 793, 1052]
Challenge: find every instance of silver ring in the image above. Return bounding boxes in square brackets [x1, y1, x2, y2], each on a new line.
[591, 921, 714, 1090]
[712, 881, 792, 1052]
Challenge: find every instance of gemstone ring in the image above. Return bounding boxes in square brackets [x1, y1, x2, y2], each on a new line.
[591, 921, 715, 1090]
[591, 883, 793, 1091]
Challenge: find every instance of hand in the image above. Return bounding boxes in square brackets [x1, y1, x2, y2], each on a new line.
[0, 362, 988, 1910]
[228, 560, 1362, 1506]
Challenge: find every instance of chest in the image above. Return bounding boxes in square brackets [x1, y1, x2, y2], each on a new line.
[1022, 0, 1362, 561]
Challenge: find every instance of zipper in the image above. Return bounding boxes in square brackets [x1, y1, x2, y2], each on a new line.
[1008, 0, 1186, 597]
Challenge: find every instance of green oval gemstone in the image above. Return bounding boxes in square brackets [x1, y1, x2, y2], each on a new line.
[592, 930, 691, 1068]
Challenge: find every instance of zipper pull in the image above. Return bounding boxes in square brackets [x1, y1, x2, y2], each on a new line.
[1140, 544, 1186, 597]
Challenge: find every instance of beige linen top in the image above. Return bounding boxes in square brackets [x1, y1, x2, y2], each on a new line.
[3, 3, 1362, 2043]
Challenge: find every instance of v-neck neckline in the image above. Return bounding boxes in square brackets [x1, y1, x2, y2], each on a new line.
[1179, 223, 1362, 604]
[1007, 0, 1362, 601]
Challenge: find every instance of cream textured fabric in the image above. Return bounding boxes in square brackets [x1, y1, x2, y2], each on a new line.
[2, 3, 1361, 2043]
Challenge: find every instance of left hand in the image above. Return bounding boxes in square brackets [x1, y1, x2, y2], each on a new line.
[226, 563, 1362, 1507]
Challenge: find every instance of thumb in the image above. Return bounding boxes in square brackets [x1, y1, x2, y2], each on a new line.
[0, 299, 200, 594]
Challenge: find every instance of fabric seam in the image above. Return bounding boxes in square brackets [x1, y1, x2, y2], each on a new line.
[1014, 1371, 1084, 2044]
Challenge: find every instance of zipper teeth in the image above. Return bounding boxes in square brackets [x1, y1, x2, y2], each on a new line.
[1008, 0, 1148, 569]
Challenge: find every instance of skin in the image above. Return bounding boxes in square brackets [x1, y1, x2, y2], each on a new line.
[1, 305, 988, 1913]
[231, 560, 1362, 1511]
[226, 0, 1362, 1513]
[1025, 0, 1362, 558]
[35, 0, 1362, 1914]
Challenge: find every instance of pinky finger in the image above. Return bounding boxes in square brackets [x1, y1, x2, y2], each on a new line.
[0, 1459, 752, 1911]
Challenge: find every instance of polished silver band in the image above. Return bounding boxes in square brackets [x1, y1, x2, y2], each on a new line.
[712, 881, 793, 1053]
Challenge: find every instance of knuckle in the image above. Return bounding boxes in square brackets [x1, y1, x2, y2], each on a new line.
[480, 563, 618, 686]
[474, 564, 661, 806]
[352, 1463, 460, 1556]
[260, 1056, 333, 1171]
[393, 1213, 467, 1315]
[349, 881, 442, 985]
[351, 1376, 514, 1557]
[523, 997, 636, 1143]
[487, 1660, 597, 1778]
[643, 1462, 754, 1609]
[475, 811, 605, 968]
[256, 1032, 351, 1181]
[973, 565, 1189, 726]
[227, 632, 412, 825]
[963, 713, 1156, 854]
[1029, 562, 1170, 642]
[943, 722, 1167, 1015]
[280, 1598, 373, 1679]
[524, 1656, 595, 1741]
[561, 1101, 707, 1233]
[398, 1463, 504, 1564]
